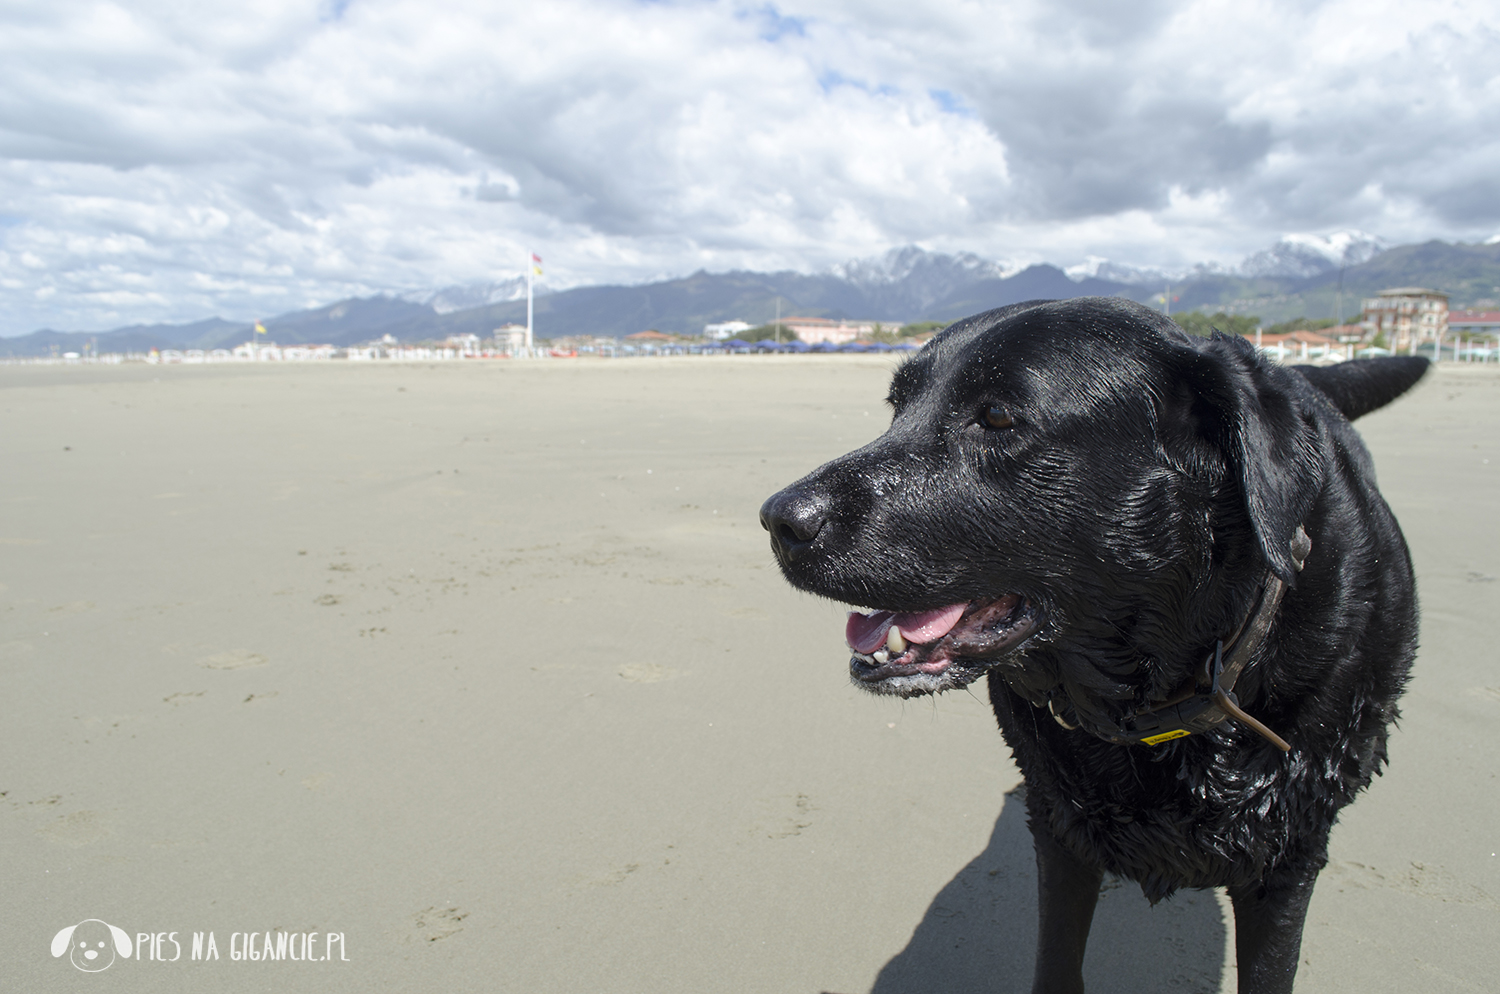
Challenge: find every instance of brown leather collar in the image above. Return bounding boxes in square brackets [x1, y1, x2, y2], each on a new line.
[1052, 526, 1310, 752]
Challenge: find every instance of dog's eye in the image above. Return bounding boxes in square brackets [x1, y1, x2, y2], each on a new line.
[982, 406, 1015, 429]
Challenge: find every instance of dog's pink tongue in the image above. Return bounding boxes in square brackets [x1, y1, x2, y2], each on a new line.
[846, 603, 969, 653]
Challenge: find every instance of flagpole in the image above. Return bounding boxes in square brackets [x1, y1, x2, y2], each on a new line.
[526, 251, 534, 353]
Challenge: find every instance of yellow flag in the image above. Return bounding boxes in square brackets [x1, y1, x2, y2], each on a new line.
[254, 321, 268, 335]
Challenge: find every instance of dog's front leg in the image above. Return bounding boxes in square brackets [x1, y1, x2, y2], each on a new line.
[1227, 860, 1322, 994]
[1029, 827, 1104, 994]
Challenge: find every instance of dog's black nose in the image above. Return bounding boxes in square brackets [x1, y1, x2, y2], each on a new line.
[760, 489, 828, 562]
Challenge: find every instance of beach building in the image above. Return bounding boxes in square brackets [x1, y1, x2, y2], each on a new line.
[704, 321, 752, 340]
[231, 341, 279, 360]
[281, 344, 337, 360]
[1249, 330, 1348, 363]
[443, 333, 482, 356]
[229, 341, 337, 361]
[1449, 310, 1500, 341]
[1322, 323, 1366, 343]
[1361, 288, 1448, 352]
[780, 316, 903, 345]
[493, 324, 528, 353]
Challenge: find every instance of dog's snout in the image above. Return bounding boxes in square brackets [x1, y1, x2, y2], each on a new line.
[760, 489, 829, 562]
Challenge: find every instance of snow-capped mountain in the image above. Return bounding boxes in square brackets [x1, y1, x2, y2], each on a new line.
[399, 277, 552, 315]
[1061, 232, 1387, 285]
[1237, 231, 1386, 279]
[397, 235, 1386, 323]
[832, 245, 1026, 286]
[828, 245, 1036, 314]
[1063, 256, 1198, 285]
[18, 233, 1497, 357]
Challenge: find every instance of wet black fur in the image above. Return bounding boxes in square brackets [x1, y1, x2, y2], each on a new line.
[760, 298, 1426, 994]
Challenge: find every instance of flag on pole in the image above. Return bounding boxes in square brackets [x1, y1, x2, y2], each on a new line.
[531, 253, 543, 276]
[254, 321, 268, 335]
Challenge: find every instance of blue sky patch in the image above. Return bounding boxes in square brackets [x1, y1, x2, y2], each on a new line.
[818, 70, 896, 97]
[929, 88, 977, 118]
[752, 4, 807, 41]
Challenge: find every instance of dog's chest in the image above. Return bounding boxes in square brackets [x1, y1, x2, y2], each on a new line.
[997, 695, 1326, 891]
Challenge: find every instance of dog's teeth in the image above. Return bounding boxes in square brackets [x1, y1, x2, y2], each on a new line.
[873, 650, 889, 664]
[887, 626, 907, 654]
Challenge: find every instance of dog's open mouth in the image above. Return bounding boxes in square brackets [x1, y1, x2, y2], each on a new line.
[845, 594, 1042, 697]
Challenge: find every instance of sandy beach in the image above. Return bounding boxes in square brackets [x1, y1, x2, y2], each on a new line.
[2, 355, 1496, 993]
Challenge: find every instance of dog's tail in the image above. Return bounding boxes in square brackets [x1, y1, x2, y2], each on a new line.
[1293, 356, 1430, 421]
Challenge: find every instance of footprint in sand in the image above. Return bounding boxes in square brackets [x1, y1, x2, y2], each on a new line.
[412, 906, 468, 942]
[618, 663, 678, 683]
[200, 650, 268, 669]
[1326, 860, 1500, 910]
[39, 810, 110, 847]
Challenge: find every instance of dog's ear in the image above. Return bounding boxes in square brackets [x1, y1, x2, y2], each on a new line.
[51, 924, 77, 958]
[107, 922, 133, 958]
[1163, 331, 1325, 582]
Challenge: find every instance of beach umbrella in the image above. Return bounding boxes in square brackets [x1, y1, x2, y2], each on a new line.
[866, 342, 893, 352]
[839, 342, 869, 353]
[753, 339, 783, 351]
[783, 340, 810, 352]
[894, 342, 918, 351]
[810, 341, 837, 353]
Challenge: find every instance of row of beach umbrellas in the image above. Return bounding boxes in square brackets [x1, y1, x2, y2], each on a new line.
[720, 339, 918, 353]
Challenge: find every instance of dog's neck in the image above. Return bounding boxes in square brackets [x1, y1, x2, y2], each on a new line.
[1054, 526, 1311, 751]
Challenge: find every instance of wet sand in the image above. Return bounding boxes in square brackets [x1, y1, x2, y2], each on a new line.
[2, 356, 1496, 992]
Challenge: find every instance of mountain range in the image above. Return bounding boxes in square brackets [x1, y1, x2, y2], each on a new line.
[7, 234, 1500, 357]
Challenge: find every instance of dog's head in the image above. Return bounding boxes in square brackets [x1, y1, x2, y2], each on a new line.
[760, 297, 1325, 735]
[52, 919, 132, 972]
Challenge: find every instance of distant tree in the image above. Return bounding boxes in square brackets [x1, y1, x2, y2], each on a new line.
[1265, 317, 1338, 336]
[867, 322, 901, 344]
[744, 323, 800, 343]
[1172, 312, 1215, 337]
[898, 321, 947, 338]
[1172, 311, 1261, 337]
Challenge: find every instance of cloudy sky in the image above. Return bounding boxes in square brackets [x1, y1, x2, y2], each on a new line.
[2, 0, 1498, 335]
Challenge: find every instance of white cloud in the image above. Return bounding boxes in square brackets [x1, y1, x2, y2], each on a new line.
[2, 0, 1498, 334]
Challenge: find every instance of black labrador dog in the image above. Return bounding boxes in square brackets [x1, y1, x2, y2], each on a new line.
[760, 298, 1426, 994]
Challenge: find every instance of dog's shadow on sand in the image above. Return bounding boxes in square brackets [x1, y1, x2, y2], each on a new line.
[865, 788, 1228, 994]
